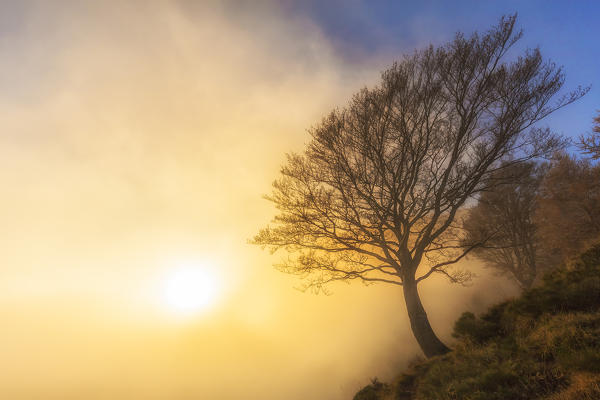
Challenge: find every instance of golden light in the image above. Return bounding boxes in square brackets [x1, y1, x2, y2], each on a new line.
[162, 262, 222, 315]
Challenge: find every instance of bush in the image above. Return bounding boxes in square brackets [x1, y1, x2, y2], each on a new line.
[453, 312, 501, 343]
[354, 378, 391, 400]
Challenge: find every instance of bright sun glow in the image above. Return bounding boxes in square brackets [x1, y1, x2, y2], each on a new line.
[163, 263, 221, 315]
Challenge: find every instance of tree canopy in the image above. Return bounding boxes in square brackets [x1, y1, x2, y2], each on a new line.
[535, 154, 600, 263]
[253, 15, 587, 358]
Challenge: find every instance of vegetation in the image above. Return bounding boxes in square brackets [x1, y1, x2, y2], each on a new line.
[253, 14, 586, 358]
[461, 111, 600, 289]
[462, 162, 546, 289]
[353, 243, 600, 400]
[578, 111, 600, 159]
[535, 153, 600, 264]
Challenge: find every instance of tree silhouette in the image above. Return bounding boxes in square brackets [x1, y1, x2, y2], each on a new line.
[535, 154, 600, 263]
[252, 15, 586, 357]
[462, 162, 546, 290]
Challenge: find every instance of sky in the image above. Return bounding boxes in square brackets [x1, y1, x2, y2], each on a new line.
[1, 1, 598, 399]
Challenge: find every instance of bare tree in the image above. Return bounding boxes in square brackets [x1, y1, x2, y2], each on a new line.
[462, 162, 546, 290]
[578, 111, 600, 159]
[252, 15, 586, 358]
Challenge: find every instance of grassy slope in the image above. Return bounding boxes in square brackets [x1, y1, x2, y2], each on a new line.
[354, 244, 600, 400]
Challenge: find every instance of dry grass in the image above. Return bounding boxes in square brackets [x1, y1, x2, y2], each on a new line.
[543, 373, 600, 400]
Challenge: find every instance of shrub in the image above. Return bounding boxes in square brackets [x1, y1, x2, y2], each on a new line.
[453, 312, 501, 343]
[354, 378, 391, 400]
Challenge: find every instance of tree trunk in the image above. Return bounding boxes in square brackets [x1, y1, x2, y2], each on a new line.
[403, 279, 451, 358]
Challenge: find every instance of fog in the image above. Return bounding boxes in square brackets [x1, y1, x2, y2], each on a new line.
[1, 2, 519, 398]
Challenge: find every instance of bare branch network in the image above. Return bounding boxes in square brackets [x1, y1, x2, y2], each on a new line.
[253, 15, 588, 293]
[578, 112, 600, 160]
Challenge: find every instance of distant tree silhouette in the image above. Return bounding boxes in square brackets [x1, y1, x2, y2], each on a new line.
[535, 154, 600, 263]
[578, 111, 600, 159]
[462, 162, 546, 290]
[252, 15, 586, 358]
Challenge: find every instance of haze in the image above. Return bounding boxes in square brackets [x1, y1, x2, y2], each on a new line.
[1, 1, 598, 399]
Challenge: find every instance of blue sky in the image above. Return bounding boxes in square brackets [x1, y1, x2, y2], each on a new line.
[281, 0, 600, 143]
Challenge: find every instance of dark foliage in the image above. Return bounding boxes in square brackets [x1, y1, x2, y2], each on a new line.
[353, 378, 391, 400]
[354, 243, 600, 399]
[454, 243, 600, 344]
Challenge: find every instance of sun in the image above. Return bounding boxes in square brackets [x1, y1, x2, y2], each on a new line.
[162, 262, 221, 315]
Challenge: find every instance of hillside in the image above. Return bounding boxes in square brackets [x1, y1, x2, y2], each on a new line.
[354, 244, 600, 400]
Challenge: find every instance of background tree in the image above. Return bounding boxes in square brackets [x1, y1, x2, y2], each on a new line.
[253, 15, 586, 358]
[535, 153, 600, 263]
[578, 111, 600, 159]
[462, 162, 546, 290]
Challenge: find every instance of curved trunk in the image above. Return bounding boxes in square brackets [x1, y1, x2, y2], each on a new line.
[403, 279, 450, 358]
